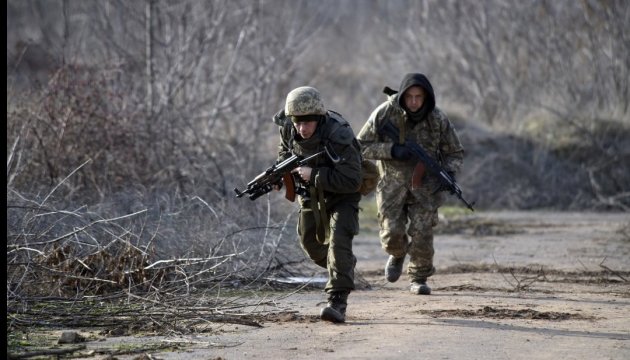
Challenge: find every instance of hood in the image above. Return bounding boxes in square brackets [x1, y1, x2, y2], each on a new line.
[396, 73, 436, 120]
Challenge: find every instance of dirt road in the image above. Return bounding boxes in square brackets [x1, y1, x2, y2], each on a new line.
[61, 211, 630, 359]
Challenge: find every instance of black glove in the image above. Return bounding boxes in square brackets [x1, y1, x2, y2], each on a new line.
[391, 144, 413, 161]
[446, 171, 456, 182]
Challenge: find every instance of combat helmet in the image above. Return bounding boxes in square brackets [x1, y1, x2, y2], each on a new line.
[285, 86, 326, 117]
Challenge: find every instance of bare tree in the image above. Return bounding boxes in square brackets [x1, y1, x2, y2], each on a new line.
[6, 0, 630, 254]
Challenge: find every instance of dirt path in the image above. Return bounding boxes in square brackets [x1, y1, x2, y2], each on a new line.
[63, 212, 630, 359]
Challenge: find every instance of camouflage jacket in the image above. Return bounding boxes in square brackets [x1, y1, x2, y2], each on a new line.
[357, 94, 464, 194]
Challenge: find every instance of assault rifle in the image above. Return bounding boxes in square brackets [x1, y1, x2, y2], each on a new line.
[380, 121, 475, 211]
[234, 150, 326, 201]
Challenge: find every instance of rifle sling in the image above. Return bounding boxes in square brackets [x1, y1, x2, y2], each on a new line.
[309, 182, 329, 244]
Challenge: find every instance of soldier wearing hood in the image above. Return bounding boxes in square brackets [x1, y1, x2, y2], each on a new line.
[357, 73, 464, 295]
[274, 86, 362, 322]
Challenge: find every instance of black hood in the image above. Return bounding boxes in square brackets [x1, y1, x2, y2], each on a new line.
[396, 73, 436, 120]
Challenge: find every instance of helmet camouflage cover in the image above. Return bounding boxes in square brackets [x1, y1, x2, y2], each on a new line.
[284, 86, 326, 116]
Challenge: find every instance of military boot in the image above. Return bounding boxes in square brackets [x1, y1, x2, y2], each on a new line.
[385, 255, 405, 282]
[410, 279, 431, 295]
[320, 291, 349, 323]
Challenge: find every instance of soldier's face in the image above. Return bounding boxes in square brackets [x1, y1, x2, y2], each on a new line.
[294, 121, 318, 139]
[403, 86, 425, 113]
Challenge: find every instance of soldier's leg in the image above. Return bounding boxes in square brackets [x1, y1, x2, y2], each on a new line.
[297, 206, 328, 269]
[325, 202, 359, 292]
[376, 188, 409, 257]
[377, 188, 411, 282]
[321, 202, 358, 323]
[407, 209, 438, 290]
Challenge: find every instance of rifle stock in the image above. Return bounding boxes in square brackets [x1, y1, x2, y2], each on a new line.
[380, 121, 475, 211]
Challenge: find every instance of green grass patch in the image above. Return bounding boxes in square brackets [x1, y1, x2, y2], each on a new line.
[359, 199, 473, 235]
[358, 196, 379, 235]
[439, 205, 472, 218]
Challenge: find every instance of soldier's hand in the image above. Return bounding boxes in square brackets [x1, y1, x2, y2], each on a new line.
[292, 166, 312, 183]
[272, 180, 283, 191]
[391, 144, 413, 161]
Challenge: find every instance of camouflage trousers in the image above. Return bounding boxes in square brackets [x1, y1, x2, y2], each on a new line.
[297, 200, 359, 292]
[376, 189, 443, 281]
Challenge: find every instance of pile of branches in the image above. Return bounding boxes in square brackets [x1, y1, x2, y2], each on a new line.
[7, 192, 237, 299]
[6, 183, 317, 334]
[7, 293, 290, 335]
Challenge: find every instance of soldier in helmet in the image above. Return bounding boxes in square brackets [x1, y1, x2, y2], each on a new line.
[357, 73, 464, 295]
[273, 86, 362, 323]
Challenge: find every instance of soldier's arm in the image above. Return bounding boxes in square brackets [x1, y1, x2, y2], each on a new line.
[311, 130, 362, 194]
[357, 104, 395, 160]
[436, 109, 464, 173]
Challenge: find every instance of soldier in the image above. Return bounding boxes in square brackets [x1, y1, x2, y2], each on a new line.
[274, 86, 362, 322]
[357, 73, 464, 295]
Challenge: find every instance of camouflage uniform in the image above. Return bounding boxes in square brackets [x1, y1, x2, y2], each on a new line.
[275, 110, 362, 293]
[357, 74, 464, 282]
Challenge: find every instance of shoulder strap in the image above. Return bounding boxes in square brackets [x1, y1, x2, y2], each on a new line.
[322, 111, 364, 165]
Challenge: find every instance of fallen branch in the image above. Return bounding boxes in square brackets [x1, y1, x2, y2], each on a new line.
[8, 345, 86, 360]
[599, 257, 628, 282]
[144, 254, 235, 270]
[493, 254, 546, 292]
